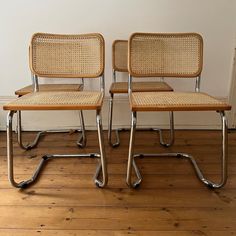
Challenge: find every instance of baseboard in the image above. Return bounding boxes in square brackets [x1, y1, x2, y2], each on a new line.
[0, 95, 230, 131]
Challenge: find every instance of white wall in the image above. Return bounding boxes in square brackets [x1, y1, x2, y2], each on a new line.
[0, 0, 236, 130]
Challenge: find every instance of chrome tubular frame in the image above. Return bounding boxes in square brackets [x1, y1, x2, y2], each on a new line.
[16, 76, 87, 150]
[113, 69, 117, 83]
[108, 74, 175, 147]
[108, 93, 120, 147]
[152, 111, 175, 147]
[7, 110, 107, 189]
[126, 111, 228, 189]
[17, 110, 43, 150]
[33, 74, 39, 92]
[95, 109, 108, 187]
[195, 76, 201, 92]
[100, 74, 105, 93]
[76, 78, 86, 147]
[126, 111, 141, 188]
[107, 70, 122, 147]
[16, 110, 85, 150]
[76, 110, 87, 148]
[81, 78, 85, 89]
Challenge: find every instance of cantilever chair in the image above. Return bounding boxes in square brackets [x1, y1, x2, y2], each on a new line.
[126, 32, 231, 189]
[108, 40, 174, 147]
[15, 37, 86, 150]
[4, 33, 107, 188]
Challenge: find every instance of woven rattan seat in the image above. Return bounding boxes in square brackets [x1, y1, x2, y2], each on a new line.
[15, 84, 83, 96]
[4, 91, 103, 111]
[109, 81, 173, 93]
[130, 92, 231, 111]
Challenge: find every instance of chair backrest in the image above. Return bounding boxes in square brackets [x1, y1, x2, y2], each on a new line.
[30, 33, 105, 78]
[128, 33, 203, 78]
[112, 40, 128, 72]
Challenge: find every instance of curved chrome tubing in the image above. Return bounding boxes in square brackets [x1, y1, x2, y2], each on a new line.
[108, 95, 174, 147]
[126, 111, 228, 189]
[95, 111, 108, 188]
[108, 94, 120, 147]
[16, 110, 87, 150]
[7, 110, 107, 189]
[152, 111, 175, 147]
[76, 110, 87, 148]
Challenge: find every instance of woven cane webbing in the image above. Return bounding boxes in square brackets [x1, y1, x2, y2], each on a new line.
[4, 91, 103, 111]
[15, 84, 83, 96]
[110, 81, 173, 94]
[112, 40, 128, 72]
[131, 92, 231, 111]
[129, 33, 203, 78]
[30, 33, 105, 78]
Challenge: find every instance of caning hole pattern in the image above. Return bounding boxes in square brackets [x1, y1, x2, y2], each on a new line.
[131, 92, 228, 108]
[129, 33, 203, 77]
[9, 91, 103, 106]
[113, 40, 128, 72]
[31, 33, 104, 78]
[110, 81, 173, 93]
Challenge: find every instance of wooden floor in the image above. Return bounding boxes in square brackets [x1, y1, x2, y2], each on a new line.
[0, 129, 236, 236]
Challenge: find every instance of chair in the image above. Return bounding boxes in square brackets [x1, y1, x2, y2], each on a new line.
[108, 40, 174, 147]
[14, 41, 86, 150]
[126, 32, 231, 189]
[4, 33, 107, 188]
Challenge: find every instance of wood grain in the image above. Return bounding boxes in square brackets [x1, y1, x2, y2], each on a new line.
[0, 130, 235, 235]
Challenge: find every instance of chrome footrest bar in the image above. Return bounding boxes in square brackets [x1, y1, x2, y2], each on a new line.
[126, 111, 228, 189]
[9, 153, 100, 189]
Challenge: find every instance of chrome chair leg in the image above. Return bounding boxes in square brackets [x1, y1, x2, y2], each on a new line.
[108, 94, 120, 147]
[77, 110, 87, 148]
[154, 111, 175, 147]
[95, 110, 108, 188]
[126, 112, 142, 188]
[17, 110, 44, 150]
[17, 110, 86, 150]
[108, 100, 174, 148]
[7, 110, 108, 189]
[127, 111, 228, 189]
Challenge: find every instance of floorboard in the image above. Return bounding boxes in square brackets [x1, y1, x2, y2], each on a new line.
[0, 130, 235, 235]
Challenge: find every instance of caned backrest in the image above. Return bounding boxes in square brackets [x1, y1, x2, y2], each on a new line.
[112, 40, 128, 72]
[128, 33, 203, 78]
[30, 33, 105, 78]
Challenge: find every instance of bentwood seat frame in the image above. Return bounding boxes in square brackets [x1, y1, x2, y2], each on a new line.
[108, 40, 174, 147]
[4, 33, 107, 188]
[126, 32, 231, 189]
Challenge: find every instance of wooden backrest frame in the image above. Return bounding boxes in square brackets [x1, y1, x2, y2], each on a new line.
[128, 32, 203, 78]
[29, 33, 105, 78]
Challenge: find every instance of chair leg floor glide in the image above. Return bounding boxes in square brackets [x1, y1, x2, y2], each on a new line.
[7, 110, 107, 189]
[126, 111, 228, 189]
[16, 110, 87, 150]
[108, 94, 175, 147]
